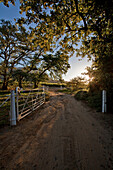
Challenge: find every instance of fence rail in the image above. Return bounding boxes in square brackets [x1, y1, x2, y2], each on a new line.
[17, 88, 45, 121]
[0, 95, 10, 107]
[0, 86, 46, 126]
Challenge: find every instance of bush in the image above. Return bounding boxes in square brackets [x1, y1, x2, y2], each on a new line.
[74, 91, 88, 100]
[87, 92, 102, 112]
[74, 90, 102, 112]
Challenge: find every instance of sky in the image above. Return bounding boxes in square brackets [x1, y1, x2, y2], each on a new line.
[0, 1, 92, 81]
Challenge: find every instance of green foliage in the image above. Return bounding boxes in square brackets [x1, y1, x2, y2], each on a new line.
[67, 76, 87, 91]
[57, 88, 72, 94]
[74, 90, 102, 112]
[18, 0, 113, 103]
[74, 90, 88, 100]
[25, 51, 70, 88]
[1, 1, 113, 114]
[1, 1, 113, 61]
[0, 19, 70, 90]
[84, 57, 113, 113]
[12, 69, 29, 88]
[0, 20, 33, 90]
[87, 91, 102, 112]
[18, 0, 113, 90]
[0, 0, 15, 7]
[41, 82, 65, 86]
[28, 72, 49, 88]
[16, 0, 112, 56]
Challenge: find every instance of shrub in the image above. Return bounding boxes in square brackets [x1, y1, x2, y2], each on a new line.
[74, 91, 88, 100]
[87, 91, 102, 112]
[74, 90, 102, 112]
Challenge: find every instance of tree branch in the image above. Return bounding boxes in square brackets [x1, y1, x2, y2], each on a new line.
[74, 0, 88, 31]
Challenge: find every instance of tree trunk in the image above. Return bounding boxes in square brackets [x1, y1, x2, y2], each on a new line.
[34, 80, 37, 89]
[2, 81, 8, 90]
[2, 74, 8, 90]
[19, 78, 22, 88]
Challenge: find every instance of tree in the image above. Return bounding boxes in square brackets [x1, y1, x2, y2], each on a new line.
[1, 1, 112, 58]
[12, 69, 28, 88]
[0, 20, 34, 89]
[0, 0, 15, 7]
[0, 18, 71, 90]
[17, 0, 112, 48]
[19, 0, 112, 112]
[29, 71, 49, 88]
[25, 51, 70, 87]
[18, 0, 113, 88]
[85, 56, 113, 113]
[69, 76, 86, 91]
[1, 1, 113, 95]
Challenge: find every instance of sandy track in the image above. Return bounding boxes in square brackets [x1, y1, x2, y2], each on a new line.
[0, 92, 113, 170]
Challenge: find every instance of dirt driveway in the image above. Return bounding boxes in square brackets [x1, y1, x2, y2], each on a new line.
[0, 92, 113, 170]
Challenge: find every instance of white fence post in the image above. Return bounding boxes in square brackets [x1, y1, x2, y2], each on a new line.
[104, 90, 107, 113]
[16, 87, 19, 121]
[102, 90, 107, 113]
[10, 90, 16, 126]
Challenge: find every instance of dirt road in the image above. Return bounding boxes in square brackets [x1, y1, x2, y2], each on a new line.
[0, 92, 113, 170]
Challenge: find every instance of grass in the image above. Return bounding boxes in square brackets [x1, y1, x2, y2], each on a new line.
[0, 101, 10, 127]
[41, 82, 66, 86]
[0, 90, 11, 127]
[57, 88, 72, 94]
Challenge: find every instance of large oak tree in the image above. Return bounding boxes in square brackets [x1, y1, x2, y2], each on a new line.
[0, 20, 32, 89]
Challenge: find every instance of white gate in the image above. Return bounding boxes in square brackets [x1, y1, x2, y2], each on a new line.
[16, 87, 45, 121]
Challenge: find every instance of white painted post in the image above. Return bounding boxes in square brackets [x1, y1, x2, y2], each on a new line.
[104, 90, 107, 112]
[102, 90, 104, 113]
[10, 90, 16, 126]
[102, 90, 107, 113]
[16, 87, 19, 121]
